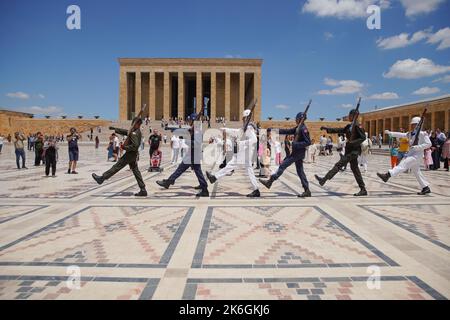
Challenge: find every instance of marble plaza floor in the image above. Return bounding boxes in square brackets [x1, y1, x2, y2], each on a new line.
[0, 144, 449, 300]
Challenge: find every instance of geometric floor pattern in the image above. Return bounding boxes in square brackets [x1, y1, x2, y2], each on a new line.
[0, 144, 449, 299]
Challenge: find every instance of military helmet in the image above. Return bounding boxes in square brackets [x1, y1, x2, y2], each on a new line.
[410, 117, 421, 125]
[296, 112, 306, 120]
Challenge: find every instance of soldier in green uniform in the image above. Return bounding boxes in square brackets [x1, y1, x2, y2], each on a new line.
[92, 118, 147, 197]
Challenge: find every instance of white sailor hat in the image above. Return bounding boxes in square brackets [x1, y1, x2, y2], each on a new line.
[242, 109, 251, 117]
[410, 117, 421, 125]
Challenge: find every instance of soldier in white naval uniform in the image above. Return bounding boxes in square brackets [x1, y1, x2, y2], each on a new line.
[206, 109, 260, 198]
[377, 116, 432, 195]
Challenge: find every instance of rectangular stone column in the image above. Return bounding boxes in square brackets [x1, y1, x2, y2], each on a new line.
[178, 72, 184, 120]
[119, 70, 127, 120]
[210, 72, 216, 121]
[196, 71, 203, 113]
[431, 111, 436, 131]
[224, 71, 230, 120]
[254, 71, 262, 121]
[163, 71, 170, 120]
[135, 72, 141, 116]
[445, 109, 449, 132]
[239, 72, 245, 117]
[149, 71, 156, 120]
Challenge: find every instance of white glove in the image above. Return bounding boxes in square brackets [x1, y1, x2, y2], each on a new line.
[410, 145, 419, 152]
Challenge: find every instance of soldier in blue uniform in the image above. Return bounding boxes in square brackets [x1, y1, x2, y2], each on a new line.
[259, 112, 312, 197]
[156, 113, 209, 197]
[314, 108, 367, 196]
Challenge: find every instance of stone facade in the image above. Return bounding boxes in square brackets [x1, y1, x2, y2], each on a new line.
[118, 58, 263, 122]
[359, 95, 450, 141]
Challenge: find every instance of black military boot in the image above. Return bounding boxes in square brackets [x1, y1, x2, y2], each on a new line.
[314, 174, 327, 186]
[156, 179, 173, 189]
[134, 189, 148, 197]
[259, 176, 274, 189]
[194, 185, 202, 190]
[92, 173, 105, 185]
[196, 189, 209, 197]
[246, 189, 260, 198]
[377, 172, 390, 183]
[417, 186, 431, 195]
[298, 189, 311, 198]
[206, 171, 217, 184]
[354, 188, 368, 196]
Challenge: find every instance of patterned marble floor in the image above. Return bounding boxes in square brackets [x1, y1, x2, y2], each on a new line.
[0, 144, 449, 300]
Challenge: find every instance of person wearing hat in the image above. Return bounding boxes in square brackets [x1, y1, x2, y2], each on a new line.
[315, 109, 368, 196]
[206, 109, 260, 197]
[377, 116, 432, 195]
[156, 112, 209, 197]
[259, 111, 312, 197]
[92, 117, 147, 197]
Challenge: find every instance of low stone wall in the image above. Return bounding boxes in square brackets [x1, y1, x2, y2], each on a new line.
[0, 116, 111, 136]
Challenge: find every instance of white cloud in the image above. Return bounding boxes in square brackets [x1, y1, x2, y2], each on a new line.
[377, 27, 450, 50]
[341, 103, 354, 108]
[37, 93, 45, 99]
[6, 91, 30, 99]
[427, 27, 450, 50]
[376, 28, 431, 50]
[274, 104, 290, 110]
[318, 77, 364, 95]
[302, 0, 389, 19]
[368, 92, 400, 99]
[17, 106, 63, 115]
[324, 32, 334, 40]
[224, 54, 242, 58]
[412, 87, 441, 95]
[400, 0, 446, 17]
[433, 75, 450, 83]
[383, 58, 450, 79]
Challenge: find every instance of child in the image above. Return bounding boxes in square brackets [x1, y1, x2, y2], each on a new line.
[43, 137, 58, 177]
[308, 139, 318, 163]
[390, 141, 399, 168]
[424, 146, 433, 170]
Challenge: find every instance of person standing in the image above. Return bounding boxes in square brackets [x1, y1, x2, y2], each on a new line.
[43, 136, 58, 177]
[390, 141, 399, 168]
[259, 112, 312, 197]
[429, 131, 440, 170]
[315, 109, 367, 196]
[148, 129, 162, 159]
[0, 133, 4, 154]
[358, 132, 372, 173]
[163, 134, 167, 144]
[377, 117, 432, 195]
[442, 134, 450, 171]
[95, 136, 99, 149]
[170, 134, 180, 164]
[156, 113, 209, 197]
[34, 132, 44, 166]
[92, 118, 147, 197]
[14, 132, 27, 169]
[66, 127, 80, 174]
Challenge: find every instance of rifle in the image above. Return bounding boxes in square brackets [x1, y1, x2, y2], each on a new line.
[294, 99, 311, 140]
[349, 97, 361, 140]
[411, 106, 428, 146]
[109, 104, 148, 146]
[242, 98, 258, 133]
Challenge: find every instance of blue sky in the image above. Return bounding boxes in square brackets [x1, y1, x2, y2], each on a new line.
[0, 0, 449, 120]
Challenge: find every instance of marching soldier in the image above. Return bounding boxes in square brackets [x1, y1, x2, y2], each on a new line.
[92, 117, 147, 197]
[205, 109, 260, 198]
[377, 116, 432, 195]
[259, 111, 312, 197]
[314, 109, 368, 196]
[156, 113, 209, 197]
